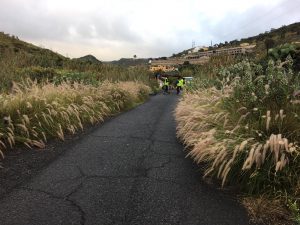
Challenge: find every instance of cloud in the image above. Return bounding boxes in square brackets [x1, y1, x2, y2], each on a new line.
[0, 0, 299, 60]
[194, 0, 300, 45]
[0, 1, 141, 43]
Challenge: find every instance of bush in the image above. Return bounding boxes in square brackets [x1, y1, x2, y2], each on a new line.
[17, 66, 58, 82]
[268, 43, 297, 61]
[0, 80, 151, 157]
[175, 57, 300, 200]
[53, 70, 99, 85]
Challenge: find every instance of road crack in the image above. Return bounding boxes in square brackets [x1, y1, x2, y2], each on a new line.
[143, 157, 172, 176]
[20, 187, 86, 225]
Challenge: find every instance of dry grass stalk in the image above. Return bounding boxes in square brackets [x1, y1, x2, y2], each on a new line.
[0, 80, 150, 157]
[242, 196, 293, 225]
[175, 88, 300, 187]
[175, 88, 245, 186]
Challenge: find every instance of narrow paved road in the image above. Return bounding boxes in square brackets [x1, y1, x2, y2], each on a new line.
[0, 94, 253, 225]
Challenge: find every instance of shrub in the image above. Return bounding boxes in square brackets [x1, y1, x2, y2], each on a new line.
[0, 80, 150, 157]
[53, 70, 99, 85]
[175, 57, 300, 196]
[268, 43, 297, 61]
[17, 66, 58, 83]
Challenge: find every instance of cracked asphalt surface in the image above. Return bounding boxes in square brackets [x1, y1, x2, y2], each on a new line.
[0, 94, 253, 225]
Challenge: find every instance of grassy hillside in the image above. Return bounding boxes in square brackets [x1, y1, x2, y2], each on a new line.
[173, 22, 300, 58]
[0, 31, 156, 159]
[0, 32, 66, 67]
[108, 58, 149, 66]
[239, 22, 300, 46]
[0, 32, 156, 92]
[76, 54, 102, 64]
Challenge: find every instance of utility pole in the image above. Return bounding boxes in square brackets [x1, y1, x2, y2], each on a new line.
[192, 40, 195, 48]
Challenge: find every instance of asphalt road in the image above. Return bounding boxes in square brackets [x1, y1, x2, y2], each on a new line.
[0, 94, 253, 225]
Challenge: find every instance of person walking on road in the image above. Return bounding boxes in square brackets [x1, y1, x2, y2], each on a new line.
[163, 77, 170, 94]
[176, 77, 184, 95]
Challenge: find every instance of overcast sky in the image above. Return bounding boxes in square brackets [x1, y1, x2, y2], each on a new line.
[0, 0, 299, 61]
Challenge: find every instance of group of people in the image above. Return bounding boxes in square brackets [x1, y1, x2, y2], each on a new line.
[163, 77, 185, 95]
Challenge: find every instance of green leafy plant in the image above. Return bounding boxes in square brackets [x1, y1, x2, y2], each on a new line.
[287, 200, 300, 224]
[268, 43, 297, 61]
[176, 56, 300, 196]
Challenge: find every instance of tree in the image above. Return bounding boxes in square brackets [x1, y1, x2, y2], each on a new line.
[133, 55, 137, 59]
[264, 38, 275, 55]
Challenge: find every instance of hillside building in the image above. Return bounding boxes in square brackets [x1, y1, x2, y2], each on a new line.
[185, 44, 256, 60]
[149, 57, 209, 72]
[149, 44, 255, 72]
[149, 64, 177, 72]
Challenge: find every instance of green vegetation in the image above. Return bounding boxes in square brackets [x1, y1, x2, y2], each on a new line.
[269, 43, 297, 60]
[265, 38, 275, 55]
[76, 54, 102, 64]
[0, 80, 150, 156]
[0, 32, 156, 92]
[0, 31, 155, 157]
[175, 41, 300, 224]
[108, 57, 149, 66]
[172, 22, 300, 60]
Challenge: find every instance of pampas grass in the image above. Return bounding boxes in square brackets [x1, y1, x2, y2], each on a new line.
[176, 87, 300, 187]
[0, 80, 150, 157]
[175, 57, 300, 224]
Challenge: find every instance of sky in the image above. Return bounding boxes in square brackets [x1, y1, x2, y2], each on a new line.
[0, 0, 299, 61]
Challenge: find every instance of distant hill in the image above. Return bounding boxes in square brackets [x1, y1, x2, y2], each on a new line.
[0, 31, 66, 67]
[75, 55, 102, 64]
[0, 32, 150, 68]
[239, 22, 300, 45]
[173, 22, 300, 58]
[107, 58, 149, 66]
[0, 32, 106, 69]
